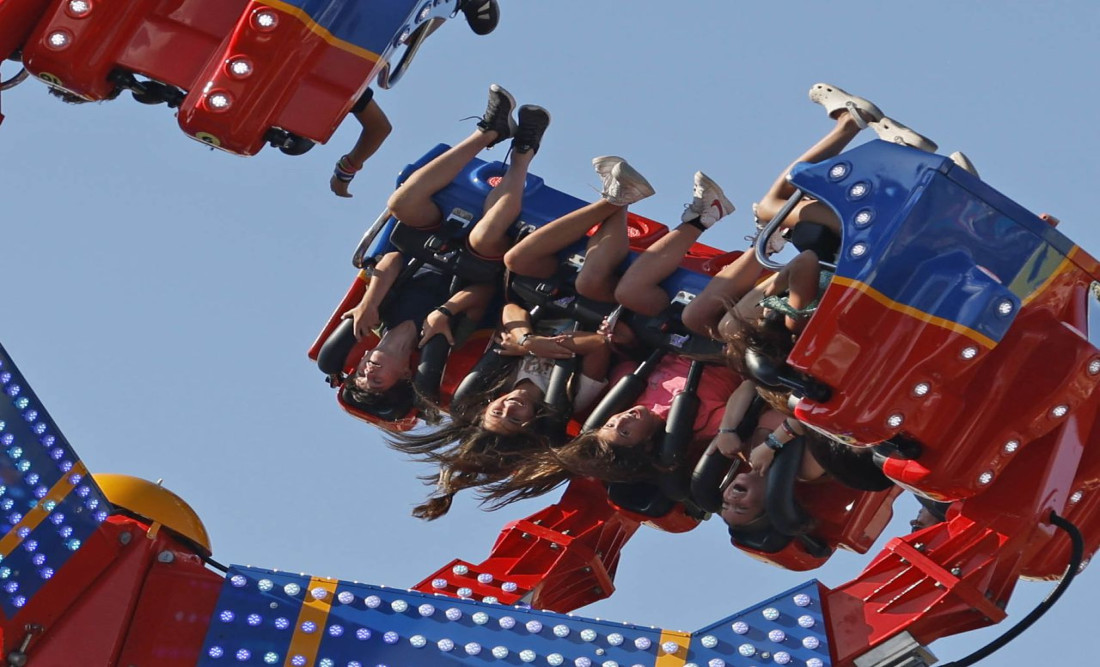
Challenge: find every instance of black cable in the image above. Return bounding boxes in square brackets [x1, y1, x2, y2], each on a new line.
[204, 556, 230, 573]
[939, 511, 1084, 667]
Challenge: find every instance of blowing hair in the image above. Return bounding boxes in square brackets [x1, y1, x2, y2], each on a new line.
[478, 427, 665, 510]
[386, 353, 558, 519]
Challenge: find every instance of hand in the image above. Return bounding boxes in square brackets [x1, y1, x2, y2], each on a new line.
[749, 444, 776, 477]
[419, 309, 454, 347]
[712, 431, 745, 460]
[341, 302, 380, 340]
[525, 335, 575, 359]
[496, 331, 528, 356]
[330, 174, 353, 198]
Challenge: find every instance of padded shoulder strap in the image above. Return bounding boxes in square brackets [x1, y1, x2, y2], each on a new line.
[316, 318, 357, 376]
[765, 436, 812, 536]
[656, 361, 705, 502]
[414, 334, 452, 405]
[581, 349, 664, 432]
[453, 347, 510, 407]
[690, 448, 732, 514]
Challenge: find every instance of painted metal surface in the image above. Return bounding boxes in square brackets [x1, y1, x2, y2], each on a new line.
[198, 566, 831, 667]
[0, 343, 109, 620]
[786, 140, 1100, 500]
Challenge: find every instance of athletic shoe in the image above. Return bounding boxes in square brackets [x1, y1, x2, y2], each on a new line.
[512, 104, 551, 154]
[592, 156, 655, 206]
[682, 171, 734, 228]
[477, 83, 516, 147]
[461, 0, 500, 36]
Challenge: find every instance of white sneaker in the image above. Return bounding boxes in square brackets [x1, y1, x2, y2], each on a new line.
[682, 171, 734, 228]
[593, 156, 655, 206]
[949, 151, 980, 178]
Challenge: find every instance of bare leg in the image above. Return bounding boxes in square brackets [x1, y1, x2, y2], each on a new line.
[467, 149, 535, 259]
[682, 249, 767, 338]
[505, 200, 623, 278]
[783, 250, 822, 333]
[614, 223, 702, 316]
[387, 129, 500, 229]
[756, 112, 864, 231]
[576, 206, 630, 303]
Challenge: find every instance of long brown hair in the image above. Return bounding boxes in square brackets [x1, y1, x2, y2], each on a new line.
[724, 311, 797, 378]
[386, 360, 559, 519]
[478, 428, 665, 509]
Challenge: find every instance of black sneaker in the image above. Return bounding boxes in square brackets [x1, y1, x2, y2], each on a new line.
[460, 0, 500, 35]
[477, 83, 516, 147]
[512, 105, 550, 155]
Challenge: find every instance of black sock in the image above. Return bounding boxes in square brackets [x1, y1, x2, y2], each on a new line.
[681, 217, 707, 233]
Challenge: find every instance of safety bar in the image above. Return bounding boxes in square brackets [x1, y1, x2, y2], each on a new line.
[1, 67, 27, 91]
[352, 208, 395, 269]
[753, 188, 838, 273]
[376, 18, 443, 90]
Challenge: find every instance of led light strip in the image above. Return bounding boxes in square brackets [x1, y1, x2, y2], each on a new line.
[0, 460, 88, 559]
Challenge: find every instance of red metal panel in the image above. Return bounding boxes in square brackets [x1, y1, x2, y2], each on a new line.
[22, 0, 164, 99]
[177, 2, 377, 155]
[0, 0, 53, 63]
[15, 518, 158, 665]
[115, 549, 222, 666]
[115, 0, 248, 90]
[791, 274, 1099, 501]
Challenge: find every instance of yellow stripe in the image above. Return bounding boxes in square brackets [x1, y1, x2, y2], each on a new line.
[259, 0, 384, 62]
[654, 629, 691, 667]
[831, 275, 997, 348]
[0, 461, 88, 558]
[1018, 253, 1074, 307]
[284, 576, 339, 666]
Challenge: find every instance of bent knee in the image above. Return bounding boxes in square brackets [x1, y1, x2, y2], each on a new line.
[575, 271, 614, 302]
[681, 301, 716, 336]
[503, 246, 526, 273]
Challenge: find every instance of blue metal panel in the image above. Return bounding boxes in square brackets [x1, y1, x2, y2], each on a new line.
[200, 567, 831, 666]
[0, 344, 109, 618]
[278, 0, 458, 56]
[787, 140, 1078, 344]
[686, 580, 830, 667]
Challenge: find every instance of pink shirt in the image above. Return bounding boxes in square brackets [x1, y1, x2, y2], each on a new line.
[611, 355, 741, 437]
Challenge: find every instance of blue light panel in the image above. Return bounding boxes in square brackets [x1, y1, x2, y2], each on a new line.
[0, 344, 110, 618]
[200, 567, 831, 666]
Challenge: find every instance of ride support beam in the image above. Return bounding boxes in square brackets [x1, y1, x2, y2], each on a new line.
[824, 411, 1088, 666]
[6, 515, 220, 666]
[413, 478, 641, 613]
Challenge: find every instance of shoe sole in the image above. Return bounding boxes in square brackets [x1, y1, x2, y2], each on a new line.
[517, 104, 551, 125]
[592, 155, 626, 175]
[613, 161, 654, 196]
[489, 83, 516, 113]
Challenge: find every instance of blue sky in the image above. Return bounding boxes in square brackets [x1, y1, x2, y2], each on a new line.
[1, 1, 1097, 664]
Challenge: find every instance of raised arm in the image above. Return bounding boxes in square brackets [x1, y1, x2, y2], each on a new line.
[704, 380, 759, 460]
[341, 251, 403, 339]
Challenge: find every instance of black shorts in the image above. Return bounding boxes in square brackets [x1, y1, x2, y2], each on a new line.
[380, 268, 453, 332]
[351, 87, 375, 114]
